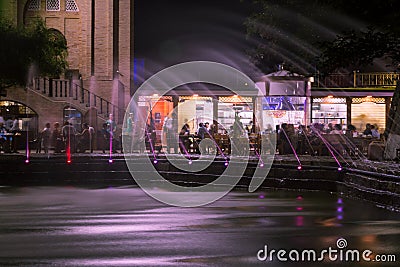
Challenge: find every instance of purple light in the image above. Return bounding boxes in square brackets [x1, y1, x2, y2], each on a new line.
[337, 206, 343, 213]
[25, 159, 29, 164]
[337, 198, 343, 204]
[108, 159, 113, 164]
[296, 206, 303, 211]
[259, 194, 265, 199]
[296, 216, 304, 227]
[153, 160, 158, 164]
[224, 162, 229, 166]
[188, 160, 193, 165]
[338, 167, 342, 171]
[260, 163, 264, 167]
[337, 215, 343, 220]
[297, 165, 302, 170]
[296, 195, 303, 200]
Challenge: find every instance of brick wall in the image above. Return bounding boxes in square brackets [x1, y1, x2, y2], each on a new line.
[1, 0, 133, 132]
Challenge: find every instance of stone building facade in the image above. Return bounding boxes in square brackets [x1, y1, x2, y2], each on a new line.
[0, 0, 133, 136]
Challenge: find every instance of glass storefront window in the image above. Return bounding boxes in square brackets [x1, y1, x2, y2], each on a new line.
[351, 97, 386, 132]
[218, 96, 253, 134]
[311, 97, 347, 127]
[178, 97, 213, 134]
[261, 96, 306, 131]
[137, 95, 174, 144]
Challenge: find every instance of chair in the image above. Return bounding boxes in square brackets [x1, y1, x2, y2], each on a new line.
[249, 133, 260, 154]
[323, 134, 347, 157]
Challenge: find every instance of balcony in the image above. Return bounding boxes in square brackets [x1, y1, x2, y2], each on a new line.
[314, 72, 399, 88]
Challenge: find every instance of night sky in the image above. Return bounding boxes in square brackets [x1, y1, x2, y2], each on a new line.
[134, 0, 257, 76]
[133, 0, 393, 78]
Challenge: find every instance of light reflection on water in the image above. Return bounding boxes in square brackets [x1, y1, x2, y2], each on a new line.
[0, 186, 399, 266]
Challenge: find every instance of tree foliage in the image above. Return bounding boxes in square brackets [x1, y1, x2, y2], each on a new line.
[244, 0, 400, 75]
[0, 19, 68, 90]
[317, 28, 400, 74]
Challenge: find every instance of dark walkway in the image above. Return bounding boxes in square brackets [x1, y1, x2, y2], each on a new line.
[0, 187, 399, 266]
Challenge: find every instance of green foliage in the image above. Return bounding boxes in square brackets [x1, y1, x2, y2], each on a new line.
[0, 19, 68, 89]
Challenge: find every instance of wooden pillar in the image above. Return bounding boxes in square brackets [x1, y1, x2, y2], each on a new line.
[385, 96, 391, 130]
[213, 96, 219, 132]
[252, 96, 257, 133]
[172, 95, 179, 132]
[310, 97, 314, 125]
[346, 97, 352, 126]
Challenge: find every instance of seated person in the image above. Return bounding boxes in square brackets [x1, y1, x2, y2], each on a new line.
[363, 123, 372, 136]
[370, 124, 380, 139]
[0, 122, 10, 152]
[346, 124, 358, 138]
[330, 124, 343, 134]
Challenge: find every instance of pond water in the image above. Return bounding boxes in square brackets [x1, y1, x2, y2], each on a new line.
[0, 186, 398, 266]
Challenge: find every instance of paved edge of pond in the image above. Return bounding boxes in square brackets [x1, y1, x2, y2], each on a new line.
[0, 153, 399, 211]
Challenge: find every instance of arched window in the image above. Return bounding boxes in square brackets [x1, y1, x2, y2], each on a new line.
[66, 0, 79, 12]
[0, 100, 39, 136]
[27, 0, 40, 11]
[46, 0, 60, 11]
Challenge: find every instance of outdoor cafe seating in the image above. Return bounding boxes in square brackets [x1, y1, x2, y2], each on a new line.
[0, 131, 21, 153]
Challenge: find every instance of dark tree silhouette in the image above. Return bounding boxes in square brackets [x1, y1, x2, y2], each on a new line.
[244, 0, 400, 74]
[0, 19, 68, 95]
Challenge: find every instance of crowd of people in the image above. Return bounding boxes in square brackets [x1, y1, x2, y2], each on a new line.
[34, 121, 96, 154]
[34, 115, 119, 154]
[178, 121, 216, 154]
[1, 110, 383, 157]
[277, 122, 382, 155]
[165, 117, 271, 155]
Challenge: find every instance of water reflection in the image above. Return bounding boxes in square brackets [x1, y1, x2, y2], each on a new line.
[0, 186, 398, 266]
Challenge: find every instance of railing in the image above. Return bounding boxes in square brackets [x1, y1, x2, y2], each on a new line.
[356, 72, 399, 87]
[314, 72, 399, 88]
[32, 77, 124, 123]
